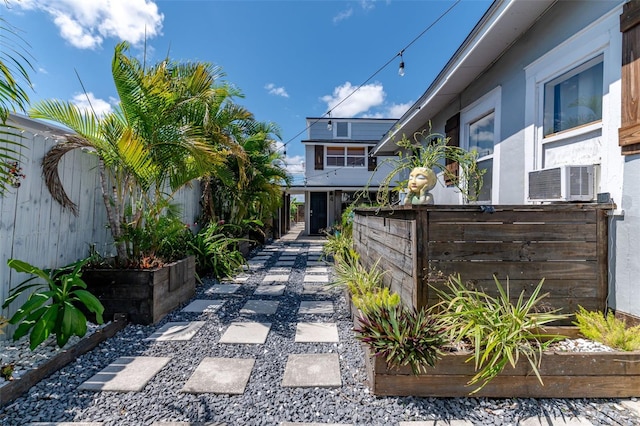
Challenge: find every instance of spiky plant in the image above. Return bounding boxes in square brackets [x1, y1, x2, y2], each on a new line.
[355, 304, 448, 374]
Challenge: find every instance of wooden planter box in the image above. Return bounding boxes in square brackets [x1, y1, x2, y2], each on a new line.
[363, 341, 640, 398]
[83, 256, 196, 325]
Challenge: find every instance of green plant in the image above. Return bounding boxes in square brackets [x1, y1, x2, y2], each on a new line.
[355, 303, 448, 374]
[353, 287, 401, 317]
[375, 129, 485, 205]
[434, 275, 569, 393]
[332, 252, 386, 299]
[574, 306, 640, 351]
[188, 221, 246, 278]
[2, 258, 104, 350]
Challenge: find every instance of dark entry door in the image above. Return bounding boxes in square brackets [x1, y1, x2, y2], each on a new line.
[309, 192, 327, 235]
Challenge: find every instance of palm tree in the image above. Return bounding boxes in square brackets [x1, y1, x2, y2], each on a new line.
[0, 15, 33, 195]
[30, 42, 227, 264]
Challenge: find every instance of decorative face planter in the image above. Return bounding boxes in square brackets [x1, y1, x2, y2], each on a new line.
[404, 167, 437, 205]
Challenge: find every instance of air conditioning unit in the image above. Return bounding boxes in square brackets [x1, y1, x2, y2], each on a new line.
[528, 165, 595, 202]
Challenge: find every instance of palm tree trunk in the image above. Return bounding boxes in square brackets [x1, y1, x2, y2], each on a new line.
[97, 157, 127, 260]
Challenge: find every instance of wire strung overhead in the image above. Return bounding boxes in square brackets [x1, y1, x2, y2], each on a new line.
[277, 0, 462, 153]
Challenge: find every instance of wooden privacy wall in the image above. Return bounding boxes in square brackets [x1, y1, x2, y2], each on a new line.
[353, 205, 610, 323]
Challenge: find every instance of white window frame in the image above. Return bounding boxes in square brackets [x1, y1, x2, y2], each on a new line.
[333, 121, 351, 139]
[460, 86, 501, 204]
[325, 145, 366, 168]
[524, 8, 620, 176]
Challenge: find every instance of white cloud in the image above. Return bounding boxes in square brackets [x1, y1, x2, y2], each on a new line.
[321, 82, 385, 117]
[265, 83, 289, 98]
[284, 155, 305, 175]
[359, 0, 376, 12]
[333, 7, 353, 24]
[71, 92, 113, 117]
[15, 0, 163, 49]
[387, 101, 413, 118]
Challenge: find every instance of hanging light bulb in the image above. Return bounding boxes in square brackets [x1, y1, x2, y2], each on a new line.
[327, 119, 332, 131]
[398, 51, 405, 77]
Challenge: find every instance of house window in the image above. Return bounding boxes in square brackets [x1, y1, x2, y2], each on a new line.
[468, 112, 494, 202]
[334, 122, 350, 138]
[461, 86, 501, 204]
[543, 55, 603, 137]
[326, 146, 366, 167]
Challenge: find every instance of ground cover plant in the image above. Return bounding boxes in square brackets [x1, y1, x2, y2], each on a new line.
[574, 305, 640, 351]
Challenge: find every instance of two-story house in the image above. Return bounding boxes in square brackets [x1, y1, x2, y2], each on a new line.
[297, 117, 396, 235]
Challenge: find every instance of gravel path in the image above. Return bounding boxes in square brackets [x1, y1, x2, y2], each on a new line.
[1, 235, 639, 426]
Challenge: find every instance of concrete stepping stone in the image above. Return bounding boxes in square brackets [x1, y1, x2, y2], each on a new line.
[284, 248, 300, 253]
[274, 261, 295, 267]
[182, 299, 224, 313]
[305, 266, 330, 273]
[146, 321, 206, 341]
[26, 423, 104, 426]
[150, 422, 226, 425]
[269, 267, 292, 273]
[263, 274, 290, 283]
[219, 322, 271, 344]
[399, 421, 474, 426]
[240, 300, 280, 315]
[295, 322, 339, 343]
[303, 274, 329, 283]
[181, 357, 255, 394]
[281, 423, 351, 426]
[298, 301, 333, 314]
[301, 284, 332, 295]
[306, 261, 327, 267]
[205, 284, 241, 295]
[254, 285, 286, 296]
[520, 416, 594, 426]
[281, 353, 342, 388]
[78, 356, 171, 392]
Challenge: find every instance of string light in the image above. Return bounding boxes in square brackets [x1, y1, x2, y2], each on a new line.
[327, 111, 332, 131]
[277, 0, 462, 155]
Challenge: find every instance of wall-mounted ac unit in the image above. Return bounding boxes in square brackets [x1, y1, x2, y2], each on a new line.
[528, 165, 595, 202]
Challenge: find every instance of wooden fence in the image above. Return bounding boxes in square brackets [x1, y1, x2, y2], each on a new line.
[353, 204, 610, 323]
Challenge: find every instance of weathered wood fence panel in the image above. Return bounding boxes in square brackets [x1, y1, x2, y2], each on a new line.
[353, 205, 609, 322]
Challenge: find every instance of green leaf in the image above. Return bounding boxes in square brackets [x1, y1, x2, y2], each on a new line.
[7, 259, 51, 283]
[29, 306, 59, 350]
[73, 289, 105, 323]
[7, 292, 49, 324]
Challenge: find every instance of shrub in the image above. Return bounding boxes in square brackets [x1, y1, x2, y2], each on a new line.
[574, 306, 640, 351]
[433, 275, 569, 393]
[353, 287, 401, 317]
[188, 221, 246, 278]
[355, 303, 448, 374]
[3, 258, 104, 350]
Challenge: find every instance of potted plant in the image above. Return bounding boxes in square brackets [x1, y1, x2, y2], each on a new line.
[375, 129, 485, 205]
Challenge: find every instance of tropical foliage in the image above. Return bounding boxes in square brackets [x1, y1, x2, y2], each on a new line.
[2, 258, 104, 350]
[375, 129, 485, 205]
[29, 41, 290, 267]
[0, 15, 33, 195]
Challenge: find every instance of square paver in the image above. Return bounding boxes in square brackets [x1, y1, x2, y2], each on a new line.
[263, 274, 290, 283]
[274, 261, 295, 267]
[298, 301, 334, 315]
[78, 356, 171, 391]
[303, 274, 329, 283]
[520, 417, 593, 426]
[146, 321, 206, 341]
[269, 267, 291, 274]
[254, 285, 286, 296]
[284, 248, 300, 253]
[305, 266, 330, 274]
[279, 255, 297, 260]
[306, 261, 327, 267]
[301, 284, 331, 295]
[240, 300, 280, 315]
[219, 322, 271, 344]
[182, 299, 224, 313]
[181, 357, 255, 394]
[295, 323, 339, 343]
[205, 284, 241, 295]
[281, 353, 341, 387]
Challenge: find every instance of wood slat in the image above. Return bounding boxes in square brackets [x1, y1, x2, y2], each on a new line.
[428, 241, 597, 261]
[426, 278, 601, 299]
[428, 223, 597, 242]
[431, 261, 597, 281]
[428, 209, 597, 224]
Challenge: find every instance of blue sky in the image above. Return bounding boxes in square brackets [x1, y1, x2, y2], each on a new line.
[4, 0, 491, 182]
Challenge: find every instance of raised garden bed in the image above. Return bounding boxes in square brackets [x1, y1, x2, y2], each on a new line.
[363, 330, 640, 398]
